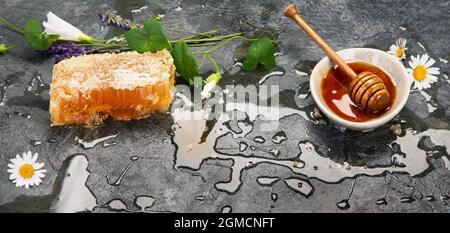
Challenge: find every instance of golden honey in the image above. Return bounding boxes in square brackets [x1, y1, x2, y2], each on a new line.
[49, 50, 175, 126]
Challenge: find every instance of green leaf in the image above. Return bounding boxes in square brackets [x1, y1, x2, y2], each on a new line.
[242, 37, 276, 71]
[124, 29, 148, 52]
[242, 58, 258, 71]
[171, 40, 199, 85]
[125, 17, 172, 53]
[47, 34, 60, 42]
[24, 19, 59, 51]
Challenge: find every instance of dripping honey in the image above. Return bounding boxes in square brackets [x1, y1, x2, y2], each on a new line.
[321, 62, 396, 122]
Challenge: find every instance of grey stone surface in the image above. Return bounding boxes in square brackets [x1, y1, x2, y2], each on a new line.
[0, 0, 449, 213]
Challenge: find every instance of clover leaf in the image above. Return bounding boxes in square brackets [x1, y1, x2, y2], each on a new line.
[171, 40, 200, 85]
[125, 17, 172, 53]
[24, 19, 59, 51]
[242, 37, 276, 71]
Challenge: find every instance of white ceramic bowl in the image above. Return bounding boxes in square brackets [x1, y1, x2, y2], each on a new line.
[310, 48, 410, 131]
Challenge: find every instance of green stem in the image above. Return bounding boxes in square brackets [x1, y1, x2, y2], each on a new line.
[177, 29, 220, 41]
[198, 54, 207, 69]
[87, 46, 130, 53]
[80, 41, 216, 49]
[182, 32, 244, 44]
[6, 44, 16, 50]
[207, 54, 220, 74]
[0, 17, 24, 35]
[165, 27, 202, 35]
[187, 42, 216, 47]
[192, 36, 258, 55]
[131, 24, 203, 36]
[77, 43, 127, 47]
[78, 32, 248, 51]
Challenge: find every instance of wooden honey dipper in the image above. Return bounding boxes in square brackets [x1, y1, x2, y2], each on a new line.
[284, 4, 390, 112]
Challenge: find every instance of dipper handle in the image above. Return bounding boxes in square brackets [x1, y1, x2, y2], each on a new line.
[284, 4, 357, 80]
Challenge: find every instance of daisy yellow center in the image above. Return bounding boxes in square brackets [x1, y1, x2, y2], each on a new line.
[19, 164, 35, 179]
[396, 47, 404, 58]
[413, 65, 427, 81]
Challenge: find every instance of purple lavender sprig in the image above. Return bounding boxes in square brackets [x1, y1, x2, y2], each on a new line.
[98, 10, 136, 30]
[37, 43, 92, 63]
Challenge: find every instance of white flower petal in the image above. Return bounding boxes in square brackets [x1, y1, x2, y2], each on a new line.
[6, 168, 16, 173]
[413, 81, 420, 90]
[9, 158, 17, 164]
[7, 163, 16, 169]
[31, 153, 38, 164]
[420, 54, 429, 65]
[46, 12, 83, 35]
[24, 153, 31, 163]
[427, 67, 440, 75]
[43, 22, 78, 40]
[15, 154, 23, 164]
[33, 162, 45, 170]
[424, 58, 436, 68]
[418, 82, 425, 90]
[422, 81, 431, 89]
[36, 171, 46, 178]
[16, 178, 24, 185]
[33, 176, 42, 186]
[43, 12, 89, 42]
[42, 22, 60, 34]
[416, 55, 423, 65]
[389, 45, 397, 52]
[9, 173, 17, 180]
[427, 74, 438, 82]
[34, 177, 42, 185]
[26, 151, 33, 162]
[43, 22, 79, 41]
[411, 55, 420, 68]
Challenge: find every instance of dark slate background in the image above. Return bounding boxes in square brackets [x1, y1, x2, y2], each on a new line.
[0, 0, 449, 212]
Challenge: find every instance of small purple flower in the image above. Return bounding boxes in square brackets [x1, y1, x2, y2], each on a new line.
[37, 43, 92, 63]
[98, 10, 135, 30]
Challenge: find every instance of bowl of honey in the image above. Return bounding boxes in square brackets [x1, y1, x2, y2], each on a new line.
[310, 48, 410, 131]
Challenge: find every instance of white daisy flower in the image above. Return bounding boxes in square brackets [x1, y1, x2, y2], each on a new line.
[43, 12, 94, 43]
[7, 151, 46, 188]
[388, 38, 408, 60]
[406, 54, 440, 90]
